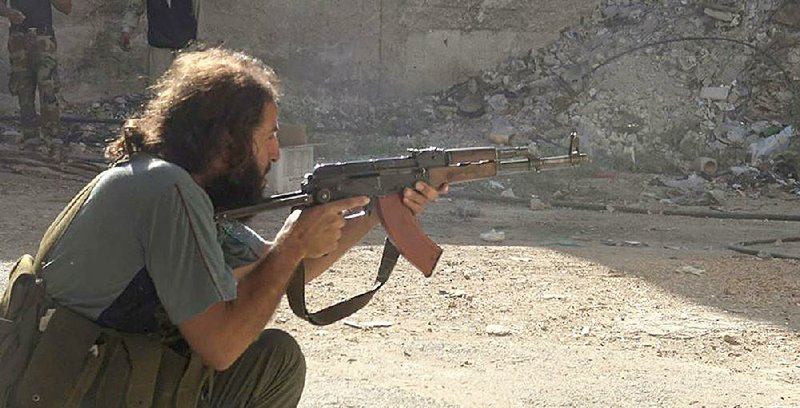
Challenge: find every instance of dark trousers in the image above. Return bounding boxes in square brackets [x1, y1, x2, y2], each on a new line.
[202, 329, 306, 408]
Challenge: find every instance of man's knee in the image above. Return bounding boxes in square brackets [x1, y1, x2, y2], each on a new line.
[254, 329, 306, 380]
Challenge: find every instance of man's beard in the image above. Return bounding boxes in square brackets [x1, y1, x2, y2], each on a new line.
[205, 158, 267, 215]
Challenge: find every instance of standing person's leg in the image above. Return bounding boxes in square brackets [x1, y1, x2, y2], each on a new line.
[7, 32, 39, 144]
[193, 0, 203, 39]
[202, 329, 306, 408]
[148, 46, 176, 84]
[35, 34, 61, 147]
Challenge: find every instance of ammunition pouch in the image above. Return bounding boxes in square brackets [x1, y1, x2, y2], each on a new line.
[0, 255, 45, 407]
[0, 254, 210, 407]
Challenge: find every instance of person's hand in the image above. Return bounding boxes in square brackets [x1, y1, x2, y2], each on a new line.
[120, 31, 132, 51]
[277, 196, 370, 259]
[6, 9, 25, 25]
[402, 181, 448, 217]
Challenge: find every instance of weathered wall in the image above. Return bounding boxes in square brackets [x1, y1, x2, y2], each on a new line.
[0, 0, 600, 112]
[381, 0, 599, 96]
[201, 0, 602, 97]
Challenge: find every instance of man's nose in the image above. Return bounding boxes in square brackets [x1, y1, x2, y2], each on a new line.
[272, 142, 281, 162]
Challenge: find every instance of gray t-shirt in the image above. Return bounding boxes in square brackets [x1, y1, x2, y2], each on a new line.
[41, 154, 240, 326]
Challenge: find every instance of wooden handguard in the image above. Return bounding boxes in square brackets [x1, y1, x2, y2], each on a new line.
[445, 147, 497, 163]
[427, 162, 497, 185]
[376, 194, 443, 277]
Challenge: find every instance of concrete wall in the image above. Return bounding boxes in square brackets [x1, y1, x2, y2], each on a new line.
[0, 0, 600, 112]
[201, 0, 601, 97]
[381, 0, 600, 96]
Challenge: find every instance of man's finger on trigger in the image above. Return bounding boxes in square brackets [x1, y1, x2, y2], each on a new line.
[418, 183, 439, 200]
[414, 181, 432, 193]
[403, 187, 418, 199]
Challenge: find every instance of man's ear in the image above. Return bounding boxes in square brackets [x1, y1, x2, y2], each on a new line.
[208, 128, 235, 176]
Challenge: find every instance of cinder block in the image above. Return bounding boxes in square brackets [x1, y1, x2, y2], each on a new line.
[267, 145, 315, 193]
[278, 123, 307, 147]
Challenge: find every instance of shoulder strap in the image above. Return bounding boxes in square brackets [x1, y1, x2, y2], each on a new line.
[285, 238, 400, 326]
[34, 175, 102, 272]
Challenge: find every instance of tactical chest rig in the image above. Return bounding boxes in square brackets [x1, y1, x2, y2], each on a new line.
[0, 177, 210, 408]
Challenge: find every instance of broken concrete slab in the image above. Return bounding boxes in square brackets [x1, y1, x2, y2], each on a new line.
[699, 86, 730, 101]
[703, 7, 736, 22]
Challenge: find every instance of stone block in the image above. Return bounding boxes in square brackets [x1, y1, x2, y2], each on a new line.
[267, 145, 315, 194]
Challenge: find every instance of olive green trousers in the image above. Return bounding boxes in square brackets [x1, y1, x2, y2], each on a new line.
[201, 329, 306, 408]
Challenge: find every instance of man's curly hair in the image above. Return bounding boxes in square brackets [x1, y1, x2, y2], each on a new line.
[106, 47, 281, 177]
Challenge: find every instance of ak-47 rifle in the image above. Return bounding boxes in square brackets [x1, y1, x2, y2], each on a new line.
[217, 133, 590, 325]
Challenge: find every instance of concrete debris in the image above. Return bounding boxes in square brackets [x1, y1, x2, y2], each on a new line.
[487, 94, 509, 112]
[676, 265, 706, 276]
[730, 165, 759, 176]
[487, 180, 505, 190]
[489, 117, 514, 145]
[749, 126, 794, 164]
[500, 188, 516, 198]
[693, 157, 718, 176]
[703, 8, 736, 23]
[485, 324, 512, 337]
[438, 289, 468, 299]
[480, 229, 505, 242]
[449, 200, 482, 219]
[699, 86, 730, 101]
[529, 197, 548, 211]
[488, 133, 511, 145]
[457, 93, 485, 117]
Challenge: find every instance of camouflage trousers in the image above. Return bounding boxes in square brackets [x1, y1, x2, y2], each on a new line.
[7, 30, 61, 141]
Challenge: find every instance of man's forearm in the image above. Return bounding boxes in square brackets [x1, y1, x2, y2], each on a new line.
[179, 238, 304, 370]
[227, 241, 303, 339]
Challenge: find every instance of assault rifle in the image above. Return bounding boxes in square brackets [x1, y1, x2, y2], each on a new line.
[217, 133, 590, 325]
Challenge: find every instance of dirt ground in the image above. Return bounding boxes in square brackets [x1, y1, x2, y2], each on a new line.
[0, 162, 798, 407]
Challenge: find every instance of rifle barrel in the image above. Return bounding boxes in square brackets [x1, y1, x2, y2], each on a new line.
[497, 153, 590, 174]
[215, 191, 311, 220]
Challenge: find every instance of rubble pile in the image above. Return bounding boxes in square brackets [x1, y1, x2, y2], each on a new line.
[0, 93, 144, 143]
[290, 1, 800, 180]
[260, 1, 800, 202]
[417, 0, 799, 173]
[399, 0, 799, 198]
[71, 93, 148, 145]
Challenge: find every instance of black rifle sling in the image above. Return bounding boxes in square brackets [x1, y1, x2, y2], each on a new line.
[285, 238, 400, 326]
